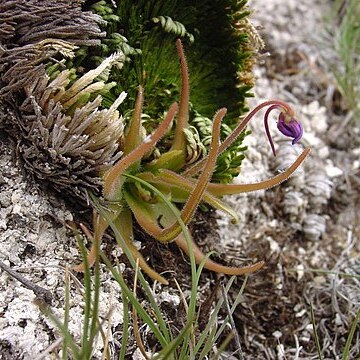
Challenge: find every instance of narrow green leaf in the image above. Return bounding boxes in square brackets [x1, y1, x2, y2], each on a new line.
[119, 291, 129, 360]
[78, 238, 92, 358]
[101, 253, 168, 347]
[62, 267, 70, 360]
[342, 308, 360, 360]
[213, 277, 248, 345]
[92, 195, 172, 345]
[310, 304, 323, 360]
[154, 321, 193, 360]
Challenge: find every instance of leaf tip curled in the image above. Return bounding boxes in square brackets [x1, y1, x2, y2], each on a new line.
[218, 107, 227, 117]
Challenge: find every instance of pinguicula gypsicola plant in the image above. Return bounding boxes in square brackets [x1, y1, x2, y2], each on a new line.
[75, 39, 310, 285]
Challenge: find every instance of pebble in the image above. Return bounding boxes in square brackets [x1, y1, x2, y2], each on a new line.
[325, 162, 343, 178]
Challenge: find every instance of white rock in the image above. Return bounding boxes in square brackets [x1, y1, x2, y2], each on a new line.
[335, 313, 343, 326]
[325, 162, 343, 178]
[295, 308, 307, 318]
[133, 347, 153, 359]
[302, 132, 323, 147]
[268, 237, 281, 253]
[295, 263, 305, 280]
[302, 101, 328, 134]
[12, 204, 22, 214]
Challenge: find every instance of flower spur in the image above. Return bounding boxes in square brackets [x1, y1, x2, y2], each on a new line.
[75, 39, 310, 285]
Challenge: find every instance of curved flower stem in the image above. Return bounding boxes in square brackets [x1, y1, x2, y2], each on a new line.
[175, 234, 265, 275]
[263, 104, 280, 156]
[103, 102, 178, 200]
[182, 100, 294, 177]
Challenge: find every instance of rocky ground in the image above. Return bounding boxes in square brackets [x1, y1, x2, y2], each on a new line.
[221, 0, 360, 358]
[0, 0, 359, 359]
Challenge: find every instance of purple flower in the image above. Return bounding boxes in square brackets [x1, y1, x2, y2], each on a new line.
[277, 112, 303, 144]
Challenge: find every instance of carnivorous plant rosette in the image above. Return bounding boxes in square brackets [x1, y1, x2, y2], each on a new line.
[76, 40, 310, 285]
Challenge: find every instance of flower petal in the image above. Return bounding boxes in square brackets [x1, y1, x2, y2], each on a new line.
[277, 112, 303, 144]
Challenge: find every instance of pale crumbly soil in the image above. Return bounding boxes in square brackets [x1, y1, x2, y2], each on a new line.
[0, 0, 359, 359]
[218, 0, 360, 358]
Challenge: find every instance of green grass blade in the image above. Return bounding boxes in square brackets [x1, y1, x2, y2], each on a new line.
[41, 306, 81, 358]
[119, 290, 130, 360]
[310, 304, 323, 360]
[212, 276, 248, 345]
[77, 238, 93, 358]
[154, 321, 193, 360]
[342, 308, 360, 360]
[122, 174, 201, 357]
[100, 252, 168, 347]
[211, 332, 234, 360]
[199, 326, 218, 359]
[88, 251, 101, 356]
[62, 266, 70, 360]
[194, 276, 236, 355]
[91, 194, 172, 344]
